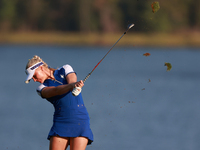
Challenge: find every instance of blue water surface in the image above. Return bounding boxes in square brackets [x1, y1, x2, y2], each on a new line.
[0, 45, 200, 150]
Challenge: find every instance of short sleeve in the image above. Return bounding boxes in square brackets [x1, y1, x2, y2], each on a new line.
[63, 64, 75, 76]
[36, 84, 46, 98]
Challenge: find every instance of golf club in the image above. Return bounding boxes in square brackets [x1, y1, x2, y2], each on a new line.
[72, 23, 134, 96]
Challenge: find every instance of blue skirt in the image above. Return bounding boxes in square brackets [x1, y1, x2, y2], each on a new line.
[47, 105, 93, 145]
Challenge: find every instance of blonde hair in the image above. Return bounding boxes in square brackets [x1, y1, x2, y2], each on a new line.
[26, 55, 49, 70]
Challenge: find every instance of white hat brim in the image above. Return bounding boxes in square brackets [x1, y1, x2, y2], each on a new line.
[25, 62, 43, 84]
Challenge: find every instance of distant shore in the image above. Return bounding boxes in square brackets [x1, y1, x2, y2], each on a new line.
[0, 31, 199, 47]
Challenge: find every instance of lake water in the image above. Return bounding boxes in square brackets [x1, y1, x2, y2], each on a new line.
[0, 45, 200, 150]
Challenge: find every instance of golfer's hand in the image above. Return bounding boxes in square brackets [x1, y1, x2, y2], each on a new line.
[75, 80, 84, 88]
[72, 80, 84, 96]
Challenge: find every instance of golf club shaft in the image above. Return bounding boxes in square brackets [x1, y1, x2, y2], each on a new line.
[83, 24, 134, 83]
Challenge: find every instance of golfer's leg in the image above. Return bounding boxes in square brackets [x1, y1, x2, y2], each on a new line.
[70, 137, 88, 150]
[49, 136, 69, 150]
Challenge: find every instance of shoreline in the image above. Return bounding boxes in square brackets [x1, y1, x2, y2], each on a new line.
[0, 32, 199, 47]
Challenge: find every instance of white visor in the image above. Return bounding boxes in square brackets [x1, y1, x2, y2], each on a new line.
[25, 62, 43, 83]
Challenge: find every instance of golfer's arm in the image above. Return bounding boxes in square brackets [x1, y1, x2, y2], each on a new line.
[66, 72, 77, 84]
[41, 73, 77, 98]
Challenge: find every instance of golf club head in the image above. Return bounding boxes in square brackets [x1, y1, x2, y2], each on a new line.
[128, 23, 134, 29]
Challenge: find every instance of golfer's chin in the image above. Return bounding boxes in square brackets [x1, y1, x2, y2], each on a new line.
[37, 80, 44, 84]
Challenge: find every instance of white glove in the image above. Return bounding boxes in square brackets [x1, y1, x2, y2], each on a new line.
[72, 87, 82, 96]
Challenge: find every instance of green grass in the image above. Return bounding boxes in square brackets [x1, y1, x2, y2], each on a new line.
[0, 31, 200, 47]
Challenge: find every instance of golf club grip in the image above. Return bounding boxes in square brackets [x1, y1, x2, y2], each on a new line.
[72, 73, 90, 96]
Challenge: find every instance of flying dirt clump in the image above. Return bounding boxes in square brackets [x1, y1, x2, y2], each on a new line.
[151, 2, 160, 13]
[164, 62, 172, 71]
[143, 53, 151, 57]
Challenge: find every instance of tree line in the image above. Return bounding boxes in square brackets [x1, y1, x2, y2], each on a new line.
[0, 0, 199, 33]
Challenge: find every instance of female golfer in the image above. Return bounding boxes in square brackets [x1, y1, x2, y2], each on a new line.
[25, 55, 93, 150]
